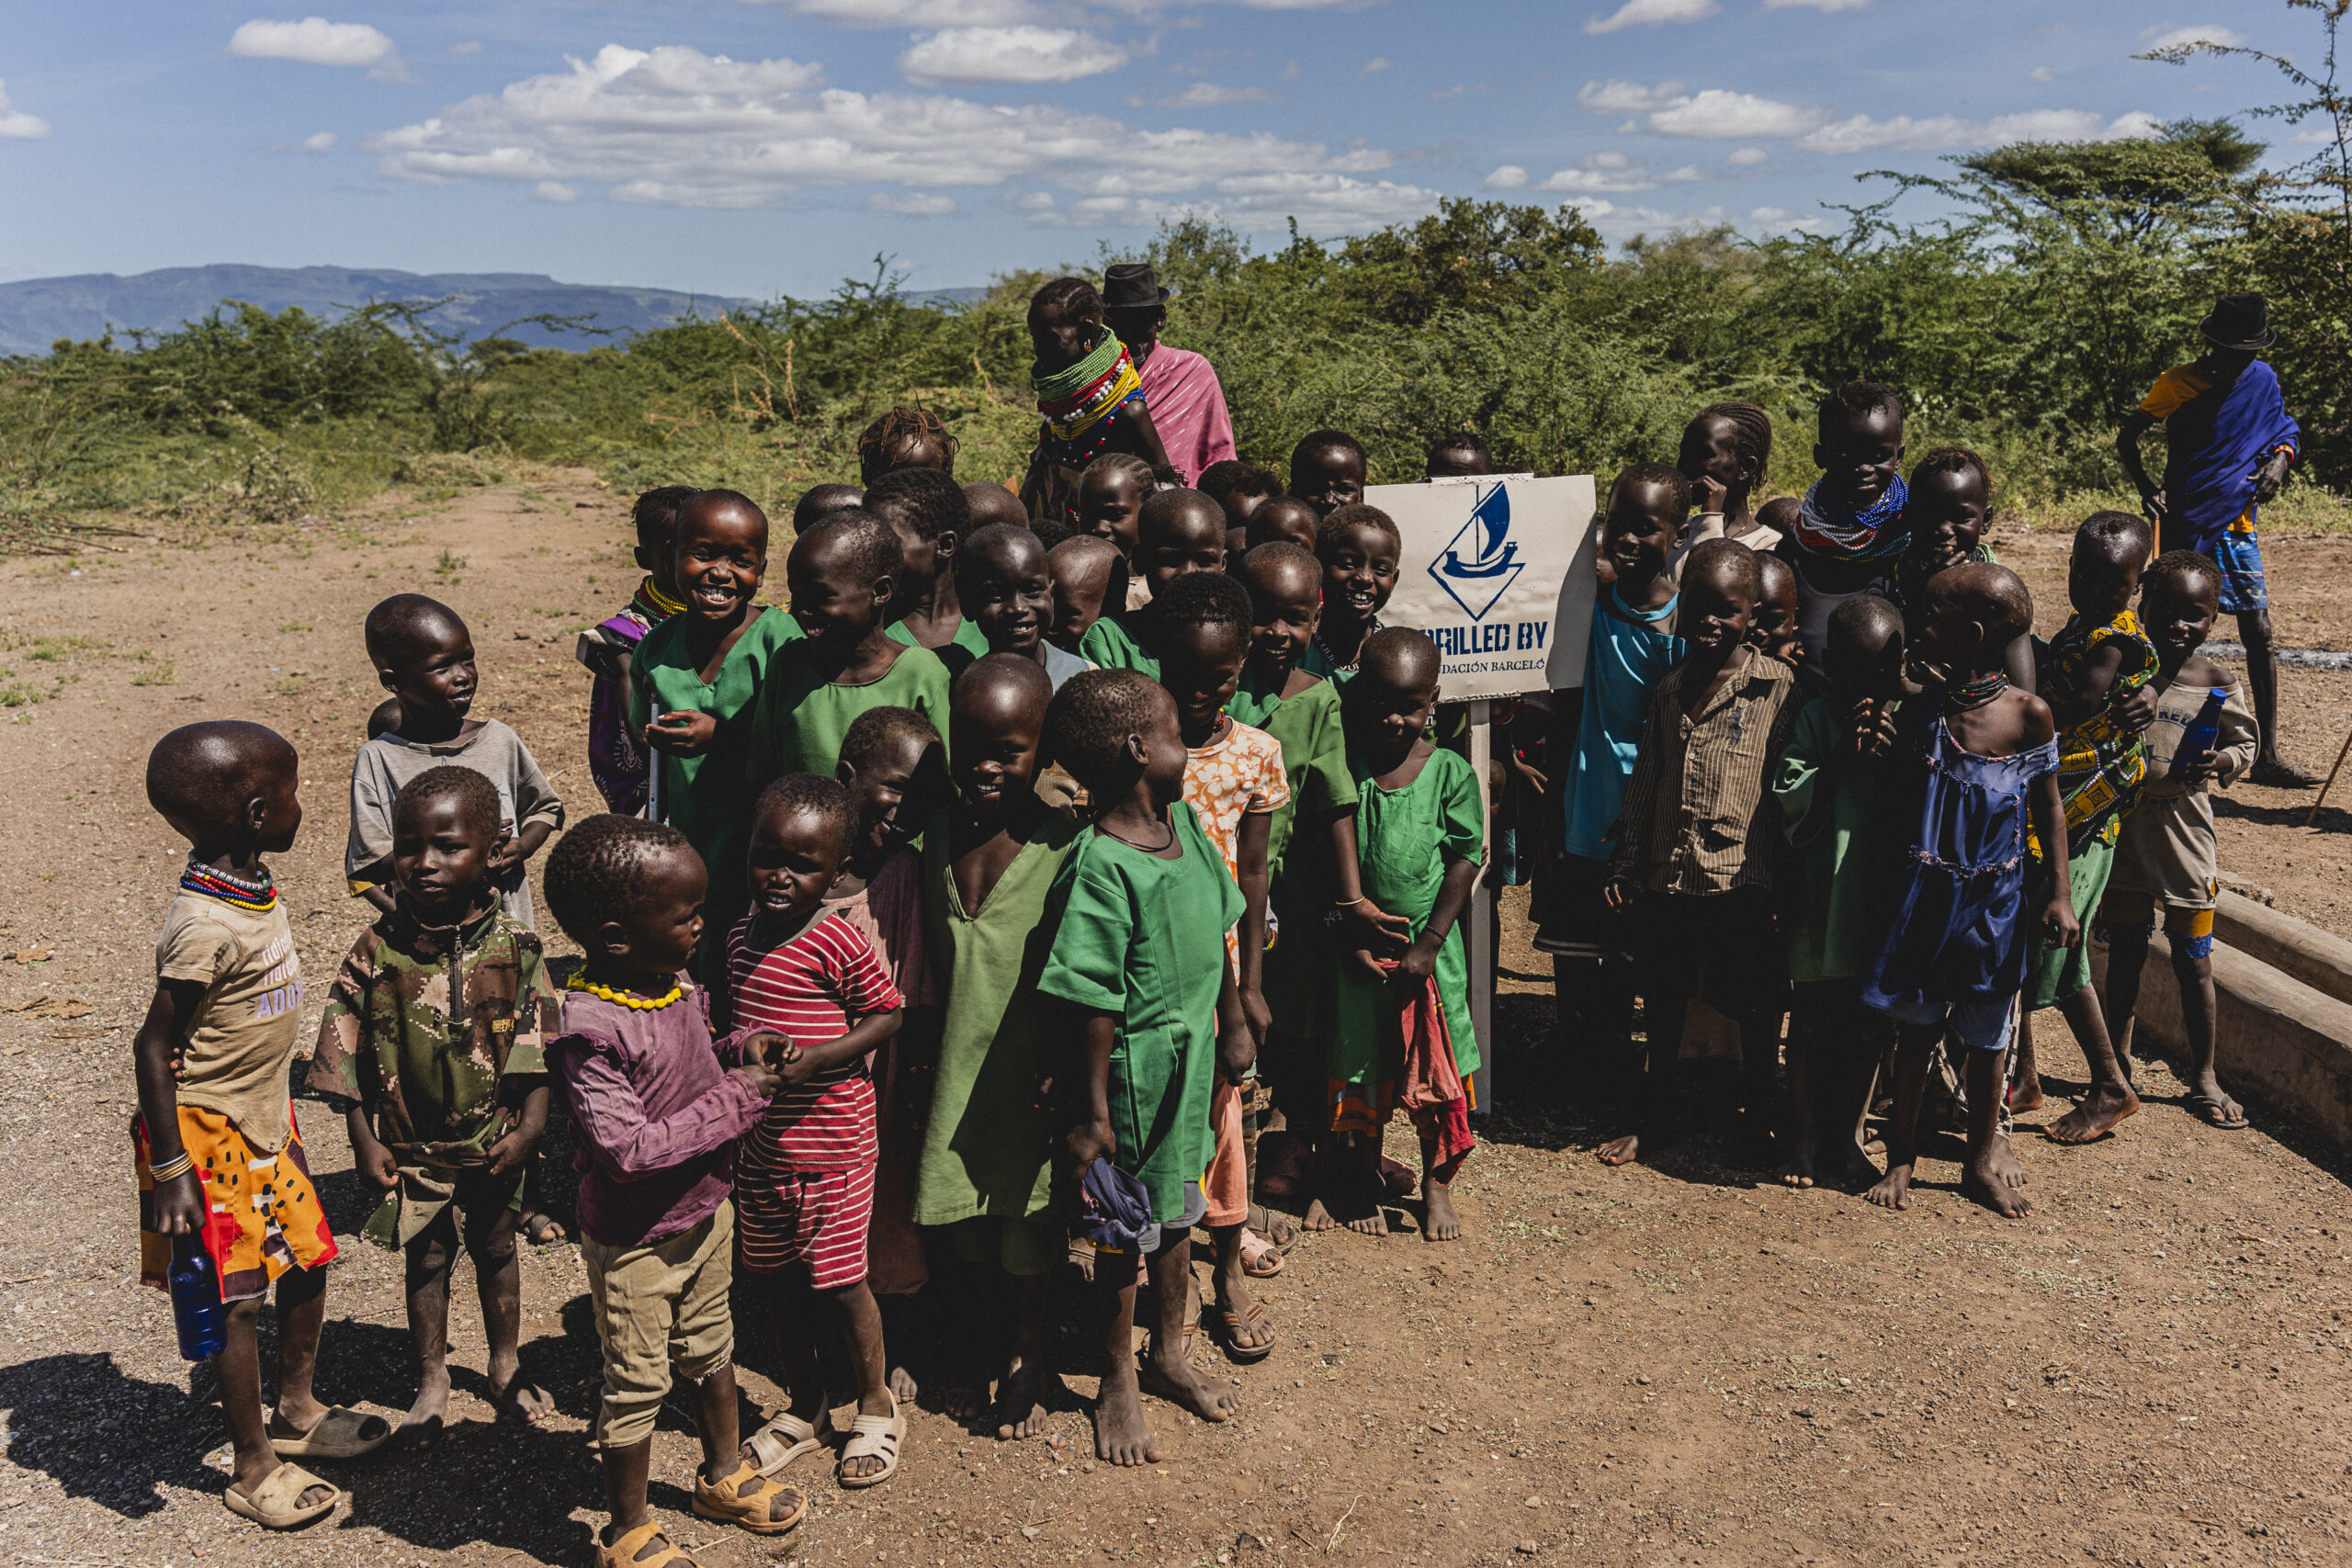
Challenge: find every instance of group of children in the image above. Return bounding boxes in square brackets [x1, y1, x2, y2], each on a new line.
[1555, 382, 2258, 1224]
[128, 271, 2263, 1560]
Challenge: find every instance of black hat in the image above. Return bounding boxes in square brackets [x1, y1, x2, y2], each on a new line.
[2200, 294, 2274, 351]
[1102, 263, 1170, 311]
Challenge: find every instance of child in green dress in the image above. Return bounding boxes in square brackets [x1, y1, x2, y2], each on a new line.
[913, 654, 1086, 1442]
[1317, 630, 1483, 1242]
[1078, 489, 1229, 675]
[747, 508, 953, 794]
[869, 467, 989, 676]
[630, 490, 798, 984]
[1038, 670, 1249, 1465]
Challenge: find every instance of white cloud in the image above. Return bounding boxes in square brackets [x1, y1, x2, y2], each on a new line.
[0, 80, 50, 141]
[449, 40, 484, 59]
[1795, 107, 2159, 153]
[1760, 0, 1871, 10]
[1725, 146, 1768, 165]
[534, 180, 581, 201]
[865, 189, 957, 213]
[1586, 0, 1719, 36]
[1142, 82, 1280, 107]
[1512, 152, 1706, 193]
[1576, 78, 1686, 114]
[2028, 65, 2056, 84]
[228, 17, 413, 82]
[1649, 89, 1824, 140]
[745, 0, 1046, 25]
[2142, 25, 2248, 53]
[898, 27, 1127, 85]
[1362, 57, 1391, 74]
[298, 130, 337, 152]
[1581, 200, 1828, 242]
[1484, 164, 1528, 189]
[369, 43, 1439, 231]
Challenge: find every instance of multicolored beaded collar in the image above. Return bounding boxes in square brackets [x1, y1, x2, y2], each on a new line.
[181, 860, 277, 913]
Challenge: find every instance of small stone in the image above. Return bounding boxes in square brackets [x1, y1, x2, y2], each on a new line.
[1793, 1407, 1815, 1419]
[1023, 1527, 1041, 1540]
[1634, 1375, 1651, 1386]
[1517, 1540, 1539, 1554]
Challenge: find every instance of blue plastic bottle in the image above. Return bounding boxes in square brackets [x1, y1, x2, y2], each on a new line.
[2169, 686, 2231, 779]
[169, 1232, 228, 1361]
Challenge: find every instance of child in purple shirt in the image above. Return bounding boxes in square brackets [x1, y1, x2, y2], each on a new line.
[543, 817, 803, 1564]
[575, 486, 694, 815]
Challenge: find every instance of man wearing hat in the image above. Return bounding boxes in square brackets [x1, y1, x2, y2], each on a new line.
[2120, 293, 2310, 784]
[1102, 262, 1236, 488]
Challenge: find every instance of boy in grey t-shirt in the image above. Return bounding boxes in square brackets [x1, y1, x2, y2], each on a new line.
[348, 595, 563, 928]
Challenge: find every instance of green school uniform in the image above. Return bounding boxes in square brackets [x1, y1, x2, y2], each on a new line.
[1229, 670, 1358, 1049]
[1772, 694, 1894, 985]
[629, 606, 801, 979]
[911, 807, 1085, 1227]
[1079, 610, 1157, 679]
[1036, 803, 1242, 1223]
[1329, 747, 1485, 1092]
[746, 639, 953, 794]
[887, 615, 989, 682]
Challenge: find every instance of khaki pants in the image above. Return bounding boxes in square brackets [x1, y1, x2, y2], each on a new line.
[579, 1201, 736, 1450]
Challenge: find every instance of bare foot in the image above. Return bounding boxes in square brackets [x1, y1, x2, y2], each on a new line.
[1302, 1195, 1341, 1232]
[1962, 1150, 2033, 1217]
[888, 1363, 920, 1404]
[1420, 1180, 1464, 1241]
[2045, 1083, 2139, 1145]
[935, 1371, 989, 1423]
[993, 1359, 1051, 1441]
[1864, 1160, 1915, 1212]
[1985, 1133, 2028, 1192]
[1313, 1173, 1388, 1235]
[1138, 1340, 1238, 1425]
[1091, 1370, 1160, 1466]
[1778, 1132, 1816, 1190]
[1596, 1134, 1640, 1167]
[2010, 1076, 2046, 1114]
[400, 1363, 451, 1446]
[486, 1364, 554, 1425]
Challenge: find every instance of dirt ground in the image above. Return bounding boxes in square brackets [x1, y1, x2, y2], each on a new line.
[5, 477, 2352, 1568]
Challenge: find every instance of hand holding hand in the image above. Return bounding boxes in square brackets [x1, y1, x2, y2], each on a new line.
[1340, 898, 1412, 954]
[737, 1054, 784, 1099]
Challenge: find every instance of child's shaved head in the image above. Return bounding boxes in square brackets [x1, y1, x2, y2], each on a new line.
[2079, 508, 2154, 564]
[1933, 561, 2034, 648]
[1684, 536, 1762, 602]
[544, 815, 696, 946]
[963, 481, 1031, 531]
[839, 703, 941, 777]
[795, 507, 903, 587]
[865, 466, 971, 545]
[754, 773, 860, 860]
[2143, 548, 2222, 606]
[959, 521, 1046, 586]
[1358, 625, 1441, 691]
[1246, 495, 1320, 552]
[677, 488, 768, 545]
[1138, 488, 1225, 549]
[794, 483, 865, 532]
[1757, 495, 1801, 535]
[147, 720, 298, 845]
[956, 649, 1053, 715]
[1240, 540, 1320, 605]
[1827, 591, 1905, 651]
[1044, 668, 1169, 791]
[365, 593, 469, 671]
[1155, 567, 1251, 634]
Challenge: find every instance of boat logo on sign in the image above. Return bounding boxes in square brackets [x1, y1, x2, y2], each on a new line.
[1428, 482, 1524, 621]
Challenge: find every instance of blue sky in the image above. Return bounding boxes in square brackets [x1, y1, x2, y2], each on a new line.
[0, 1, 2312, 299]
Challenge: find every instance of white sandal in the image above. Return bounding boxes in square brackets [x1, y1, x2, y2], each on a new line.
[744, 1409, 830, 1477]
[837, 1388, 904, 1490]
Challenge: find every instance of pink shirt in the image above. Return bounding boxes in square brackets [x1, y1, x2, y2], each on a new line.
[723, 910, 904, 1173]
[1136, 344, 1236, 487]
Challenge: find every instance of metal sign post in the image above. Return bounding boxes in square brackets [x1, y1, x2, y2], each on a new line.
[1373, 476, 1600, 1111]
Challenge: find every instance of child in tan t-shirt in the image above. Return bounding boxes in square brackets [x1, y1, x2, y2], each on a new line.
[137, 721, 390, 1531]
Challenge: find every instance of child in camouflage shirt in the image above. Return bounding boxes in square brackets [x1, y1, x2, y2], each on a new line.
[309, 766, 562, 1438]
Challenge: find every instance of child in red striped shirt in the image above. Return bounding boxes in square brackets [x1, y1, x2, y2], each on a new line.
[722, 774, 910, 1491]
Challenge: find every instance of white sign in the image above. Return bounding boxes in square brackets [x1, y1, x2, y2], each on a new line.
[1369, 474, 1599, 700]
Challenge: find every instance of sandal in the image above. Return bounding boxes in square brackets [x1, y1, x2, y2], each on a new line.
[596, 1520, 699, 1567]
[1246, 1206, 1300, 1252]
[2185, 1090, 2251, 1130]
[743, 1408, 830, 1476]
[223, 1462, 342, 1529]
[268, 1404, 391, 1461]
[691, 1461, 805, 1535]
[838, 1387, 906, 1490]
[1208, 1299, 1277, 1364]
[1237, 1230, 1285, 1279]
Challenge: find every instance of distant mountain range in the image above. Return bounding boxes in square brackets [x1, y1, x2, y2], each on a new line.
[0, 265, 989, 356]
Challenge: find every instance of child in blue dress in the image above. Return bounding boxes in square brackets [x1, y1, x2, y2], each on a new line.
[1861, 562, 2075, 1220]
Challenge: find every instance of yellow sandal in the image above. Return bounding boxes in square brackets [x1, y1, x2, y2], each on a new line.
[692, 1461, 805, 1535]
[594, 1520, 697, 1567]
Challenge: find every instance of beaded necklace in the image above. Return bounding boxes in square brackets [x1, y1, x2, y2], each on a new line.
[1312, 615, 1382, 675]
[566, 974, 684, 1010]
[640, 576, 688, 619]
[1942, 670, 2009, 713]
[181, 859, 277, 913]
